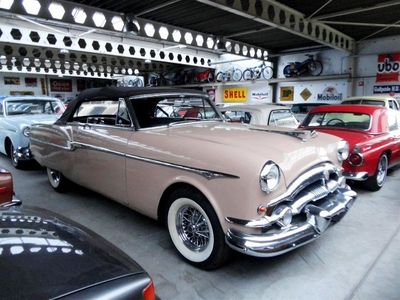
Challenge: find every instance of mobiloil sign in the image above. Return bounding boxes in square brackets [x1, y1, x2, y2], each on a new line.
[317, 86, 343, 101]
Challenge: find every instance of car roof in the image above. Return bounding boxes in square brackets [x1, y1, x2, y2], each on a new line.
[290, 102, 330, 106]
[0, 95, 61, 101]
[309, 104, 388, 114]
[57, 86, 209, 125]
[0, 205, 147, 299]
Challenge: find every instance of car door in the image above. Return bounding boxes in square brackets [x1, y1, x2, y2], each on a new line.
[388, 111, 400, 165]
[73, 99, 134, 205]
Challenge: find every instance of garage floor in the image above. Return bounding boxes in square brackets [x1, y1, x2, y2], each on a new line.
[3, 155, 399, 300]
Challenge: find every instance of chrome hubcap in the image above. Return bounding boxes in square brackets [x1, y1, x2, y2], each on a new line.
[176, 205, 210, 252]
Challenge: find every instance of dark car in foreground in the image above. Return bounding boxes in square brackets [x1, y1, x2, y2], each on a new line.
[0, 200, 157, 300]
[299, 104, 400, 191]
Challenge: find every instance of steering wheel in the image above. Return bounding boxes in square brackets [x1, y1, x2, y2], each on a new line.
[326, 118, 345, 126]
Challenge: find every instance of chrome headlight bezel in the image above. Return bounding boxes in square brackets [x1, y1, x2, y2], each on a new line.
[337, 140, 349, 162]
[260, 161, 281, 193]
[22, 126, 30, 137]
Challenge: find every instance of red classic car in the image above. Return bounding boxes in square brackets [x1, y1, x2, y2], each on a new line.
[0, 168, 13, 204]
[299, 104, 400, 191]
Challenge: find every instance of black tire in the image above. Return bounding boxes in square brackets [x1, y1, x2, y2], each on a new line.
[166, 187, 231, 270]
[10, 143, 25, 169]
[242, 69, 253, 81]
[308, 60, 323, 76]
[283, 65, 292, 77]
[262, 66, 273, 79]
[206, 72, 215, 83]
[231, 69, 243, 81]
[47, 167, 69, 192]
[363, 153, 388, 191]
[216, 72, 225, 83]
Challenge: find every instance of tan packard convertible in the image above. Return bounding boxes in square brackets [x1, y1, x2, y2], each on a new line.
[29, 87, 357, 270]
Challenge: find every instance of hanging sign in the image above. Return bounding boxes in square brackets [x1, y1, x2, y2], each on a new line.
[223, 87, 247, 102]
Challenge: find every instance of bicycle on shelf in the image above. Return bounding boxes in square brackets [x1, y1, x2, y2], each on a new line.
[215, 66, 243, 82]
[116, 75, 144, 87]
[283, 54, 323, 77]
[242, 61, 273, 81]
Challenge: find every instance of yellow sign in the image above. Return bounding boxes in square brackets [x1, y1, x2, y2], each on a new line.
[300, 88, 312, 100]
[280, 86, 294, 101]
[223, 87, 247, 102]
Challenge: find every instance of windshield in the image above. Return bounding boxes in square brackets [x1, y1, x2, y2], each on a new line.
[303, 111, 371, 130]
[130, 95, 223, 128]
[5, 99, 65, 116]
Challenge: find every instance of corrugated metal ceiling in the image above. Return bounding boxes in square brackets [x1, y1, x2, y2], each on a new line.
[66, 0, 400, 54]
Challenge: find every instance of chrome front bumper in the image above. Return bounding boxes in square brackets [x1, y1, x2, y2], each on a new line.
[225, 187, 357, 257]
[343, 171, 369, 181]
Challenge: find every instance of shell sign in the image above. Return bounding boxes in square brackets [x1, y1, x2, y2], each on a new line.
[223, 87, 247, 102]
[376, 53, 400, 82]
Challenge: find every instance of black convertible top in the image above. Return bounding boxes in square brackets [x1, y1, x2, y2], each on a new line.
[56, 86, 207, 125]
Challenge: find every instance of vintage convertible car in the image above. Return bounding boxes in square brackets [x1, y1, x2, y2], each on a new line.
[0, 95, 65, 168]
[29, 87, 357, 270]
[220, 104, 299, 128]
[299, 104, 400, 191]
[0, 200, 157, 299]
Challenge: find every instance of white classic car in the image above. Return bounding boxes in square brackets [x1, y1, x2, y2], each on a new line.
[29, 87, 357, 270]
[220, 104, 299, 128]
[0, 95, 65, 168]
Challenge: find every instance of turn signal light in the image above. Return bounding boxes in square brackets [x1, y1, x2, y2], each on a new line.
[257, 205, 266, 215]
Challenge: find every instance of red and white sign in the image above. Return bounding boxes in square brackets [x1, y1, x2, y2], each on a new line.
[376, 53, 400, 82]
[50, 79, 72, 92]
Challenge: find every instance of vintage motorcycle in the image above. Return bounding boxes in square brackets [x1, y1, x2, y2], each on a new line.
[283, 54, 323, 77]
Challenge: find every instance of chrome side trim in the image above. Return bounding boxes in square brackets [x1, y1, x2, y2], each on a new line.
[32, 138, 239, 180]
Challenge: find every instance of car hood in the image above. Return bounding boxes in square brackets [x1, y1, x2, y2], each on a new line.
[0, 204, 147, 299]
[134, 122, 341, 184]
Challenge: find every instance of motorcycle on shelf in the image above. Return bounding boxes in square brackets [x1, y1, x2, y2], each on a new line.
[283, 54, 323, 77]
[242, 61, 273, 81]
[185, 69, 215, 84]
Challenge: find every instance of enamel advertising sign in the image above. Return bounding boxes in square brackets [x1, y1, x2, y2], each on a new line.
[376, 53, 400, 82]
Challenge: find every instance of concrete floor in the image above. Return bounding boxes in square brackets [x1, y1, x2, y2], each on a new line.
[3, 155, 399, 300]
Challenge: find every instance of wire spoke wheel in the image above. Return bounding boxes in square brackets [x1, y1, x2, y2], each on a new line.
[166, 188, 231, 270]
[308, 61, 323, 76]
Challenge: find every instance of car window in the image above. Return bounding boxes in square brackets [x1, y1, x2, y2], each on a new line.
[388, 112, 399, 131]
[268, 109, 298, 127]
[223, 110, 251, 123]
[304, 112, 371, 130]
[5, 99, 65, 115]
[344, 99, 385, 107]
[388, 100, 400, 110]
[129, 95, 221, 128]
[72, 100, 131, 126]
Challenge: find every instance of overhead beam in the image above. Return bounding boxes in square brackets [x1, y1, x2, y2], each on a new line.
[196, 0, 355, 53]
[0, 0, 270, 60]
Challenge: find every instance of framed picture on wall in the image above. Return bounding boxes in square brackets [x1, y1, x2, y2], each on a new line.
[4, 77, 20, 85]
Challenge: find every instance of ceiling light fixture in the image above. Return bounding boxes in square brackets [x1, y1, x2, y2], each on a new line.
[123, 13, 139, 35]
[214, 37, 227, 52]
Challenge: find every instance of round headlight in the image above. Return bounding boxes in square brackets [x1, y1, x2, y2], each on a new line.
[260, 161, 280, 193]
[337, 140, 349, 162]
[22, 126, 30, 137]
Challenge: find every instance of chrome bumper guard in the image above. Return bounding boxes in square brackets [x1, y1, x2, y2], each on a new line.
[343, 171, 368, 181]
[16, 146, 33, 161]
[225, 187, 357, 257]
